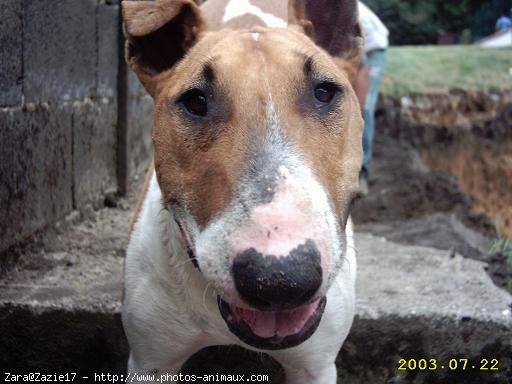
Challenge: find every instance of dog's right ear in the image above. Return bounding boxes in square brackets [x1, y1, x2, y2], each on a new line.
[122, 0, 205, 96]
[288, 0, 362, 82]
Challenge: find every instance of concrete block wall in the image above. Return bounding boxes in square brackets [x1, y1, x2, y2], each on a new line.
[126, 71, 154, 181]
[0, 0, 22, 107]
[0, 0, 154, 254]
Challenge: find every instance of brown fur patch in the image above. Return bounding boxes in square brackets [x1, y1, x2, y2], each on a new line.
[224, 14, 267, 29]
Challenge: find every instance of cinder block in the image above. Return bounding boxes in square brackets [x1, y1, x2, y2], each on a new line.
[126, 70, 154, 179]
[72, 100, 117, 208]
[23, 0, 97, 103]
[0, 106, 73, 253]
[97, 2, 120, 99]
[0, 0, 22, 106]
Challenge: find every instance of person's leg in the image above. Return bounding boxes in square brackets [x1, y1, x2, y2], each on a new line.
[361, 49, 387, 180]
[361, 107, 374, 175]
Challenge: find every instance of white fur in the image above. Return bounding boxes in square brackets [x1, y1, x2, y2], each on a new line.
[123, 173, 356, 383]
[223, 0, 287, 28]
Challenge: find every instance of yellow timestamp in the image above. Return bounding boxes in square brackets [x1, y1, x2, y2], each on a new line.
[397, 358, 499, 371]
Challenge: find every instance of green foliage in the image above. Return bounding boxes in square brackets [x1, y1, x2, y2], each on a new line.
[363, 0, 512, 45]
[490, 239, 512, 264]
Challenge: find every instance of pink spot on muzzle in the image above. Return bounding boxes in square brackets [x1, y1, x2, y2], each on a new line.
[229, 174, 331, 274]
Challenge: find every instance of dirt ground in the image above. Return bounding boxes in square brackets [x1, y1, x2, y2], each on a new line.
[352, 131, 512, 294]
[423, 139, 512, 238]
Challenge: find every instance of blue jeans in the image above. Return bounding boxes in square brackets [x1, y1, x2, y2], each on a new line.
[362, 49, 387, 176]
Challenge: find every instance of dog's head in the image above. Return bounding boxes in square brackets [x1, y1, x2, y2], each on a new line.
[123, 0, 363, 350]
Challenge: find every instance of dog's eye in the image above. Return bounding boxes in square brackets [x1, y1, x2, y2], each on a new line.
[314, 82, 338, 107]
[180, 89, 207, 117]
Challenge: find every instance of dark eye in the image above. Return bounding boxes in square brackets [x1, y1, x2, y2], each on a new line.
[314, 82, 338, 107]
[180, 89, 207, 117]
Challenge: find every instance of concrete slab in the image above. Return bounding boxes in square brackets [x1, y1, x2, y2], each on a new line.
[0, 0, 22, 106]
[0, 305, 128, 375]
[343, 233, 512, 383]
[0, 204, 510, 382]
[0, 199, 130, 373]
[355, 233, 511, 323]
[0, 203, 128, 311]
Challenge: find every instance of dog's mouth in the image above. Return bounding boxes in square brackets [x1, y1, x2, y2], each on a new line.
[217, 296, 326, 350]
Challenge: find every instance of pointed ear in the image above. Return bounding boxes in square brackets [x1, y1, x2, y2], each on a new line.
[288, 0, 363, 77]
[122, 0, 205, 96]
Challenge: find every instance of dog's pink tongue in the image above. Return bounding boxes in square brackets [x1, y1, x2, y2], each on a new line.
[232, 300, 319, 338]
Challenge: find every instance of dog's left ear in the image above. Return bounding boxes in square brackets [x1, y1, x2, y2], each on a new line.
[122, 0, 205, 96]
[288, 0, 363, 81]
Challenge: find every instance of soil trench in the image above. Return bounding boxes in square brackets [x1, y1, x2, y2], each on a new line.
[353, 90, 512, 293]
[422, 139, 512, 237]
[375, 90, 512, 238]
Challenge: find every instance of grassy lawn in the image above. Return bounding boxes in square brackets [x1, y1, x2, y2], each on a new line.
[381, 45, 512, 97]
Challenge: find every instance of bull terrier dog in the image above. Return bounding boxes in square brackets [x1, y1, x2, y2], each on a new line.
[122, 0, 363, 382]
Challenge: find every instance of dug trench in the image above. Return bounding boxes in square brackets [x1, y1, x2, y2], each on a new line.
[357, 90, 512, 293]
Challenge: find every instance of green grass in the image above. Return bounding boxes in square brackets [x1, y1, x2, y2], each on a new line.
[381, 45, 512, 97]
[490, 238, 512, 293]
[491, 238, 512, 261]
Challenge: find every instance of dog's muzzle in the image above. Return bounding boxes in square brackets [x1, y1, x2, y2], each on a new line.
[217, 238, 326, 350]
[192, 163, 338, 350]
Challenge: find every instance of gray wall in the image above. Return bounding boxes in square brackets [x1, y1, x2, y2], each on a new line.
[0, 0, 153, 254]
[126, 71, 154, 185]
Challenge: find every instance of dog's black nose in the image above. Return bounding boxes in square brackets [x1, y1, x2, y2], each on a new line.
[232, 239, 322, 311]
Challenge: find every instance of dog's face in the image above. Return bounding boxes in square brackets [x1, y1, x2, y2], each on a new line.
[123, 0, 363, 350]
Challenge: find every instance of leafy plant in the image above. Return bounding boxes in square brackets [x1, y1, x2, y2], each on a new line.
[490, 238, 512, 264]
